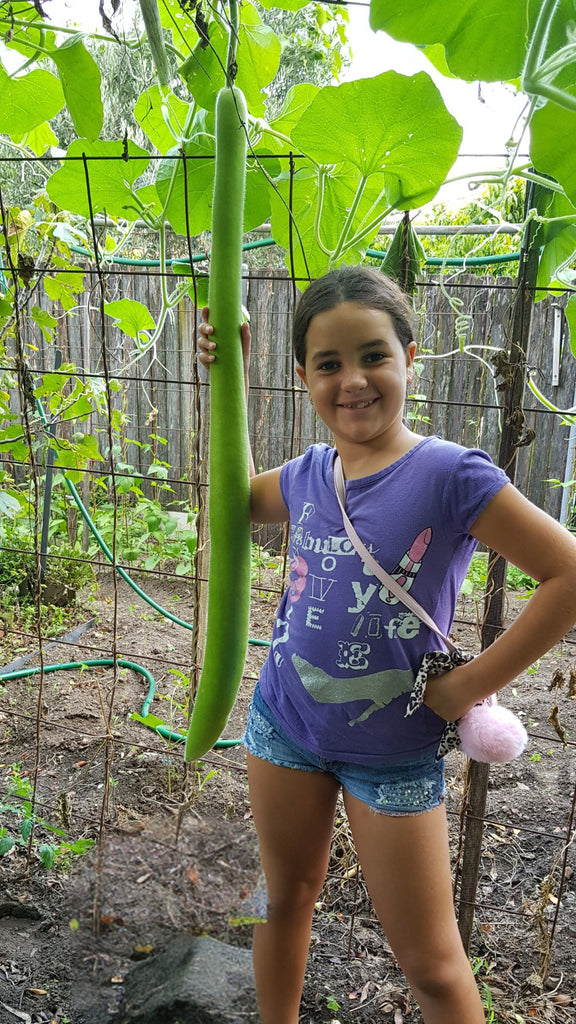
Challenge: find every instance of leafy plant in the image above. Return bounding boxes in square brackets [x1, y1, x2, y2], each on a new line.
[250, 543, 284, 585]
[460, 552, 537, 600]
[0, 763, 94, 869]
[0, 512, 95, 597]
[325, 993, 341, 1013]
[84, 487, 198, 574]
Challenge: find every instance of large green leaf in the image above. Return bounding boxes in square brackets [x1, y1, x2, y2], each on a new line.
[369, 0, 541, 82]
[269, 83, 320, 140]
[180, 2, 280, 115]
[104, 299, 156, 343]
[50, 35, 103, 142]
[237, 3, 282, 115]
[269, 72, 461, 277]
[46, 139, 150, 219]
[291, 72, 462, 208]
[0, 64, 64, 136]
[134, 86, 192, 151]
[531, 103, 576, 209]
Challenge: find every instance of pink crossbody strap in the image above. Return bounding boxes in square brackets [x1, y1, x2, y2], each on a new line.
[333, 455, 458, 654]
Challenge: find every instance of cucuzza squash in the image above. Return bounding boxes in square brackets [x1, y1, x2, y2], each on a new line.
[185, 85, 251, 761]
[138, 0, 170, 88]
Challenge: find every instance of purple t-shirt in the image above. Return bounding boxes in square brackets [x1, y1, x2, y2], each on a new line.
[258, 438, 509, 765]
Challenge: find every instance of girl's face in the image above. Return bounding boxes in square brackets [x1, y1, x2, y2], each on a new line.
[296, 302, 416, 454]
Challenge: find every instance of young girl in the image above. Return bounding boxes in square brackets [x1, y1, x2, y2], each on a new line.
[199, 266, 576, 1024]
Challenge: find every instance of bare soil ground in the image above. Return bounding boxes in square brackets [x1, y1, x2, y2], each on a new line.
[0, 568, 575, 1024]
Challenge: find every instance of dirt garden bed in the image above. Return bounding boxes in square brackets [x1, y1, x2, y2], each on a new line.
[0, 567, 575, 1024]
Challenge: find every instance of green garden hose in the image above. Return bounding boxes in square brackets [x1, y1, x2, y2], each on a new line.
[70, 237, 521, 270]
[0, 658, 241, 748]
[69, 237, 276, 267]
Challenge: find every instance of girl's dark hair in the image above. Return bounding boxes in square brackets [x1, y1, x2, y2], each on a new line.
[292, 266, 416, 367]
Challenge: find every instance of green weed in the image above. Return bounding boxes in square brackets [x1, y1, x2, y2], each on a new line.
[470, 956, 504, 1024]
[85, 485, 198, 574]
[461, 552, 536, 599]
[0, 763, 94, 869]
[250, 543, 284, 585]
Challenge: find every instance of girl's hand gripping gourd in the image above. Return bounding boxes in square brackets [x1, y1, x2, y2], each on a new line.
[198, 312, 252, 388]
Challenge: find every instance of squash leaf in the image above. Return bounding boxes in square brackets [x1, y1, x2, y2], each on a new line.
[47, 139, 150, 219]
[50, 35, 103, 142]
[0, 64, 64, 136]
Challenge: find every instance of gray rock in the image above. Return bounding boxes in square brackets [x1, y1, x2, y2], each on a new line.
[117, 935, 257, 1024]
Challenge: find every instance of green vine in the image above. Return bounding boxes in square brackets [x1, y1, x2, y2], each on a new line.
[522, 0, 576, 113]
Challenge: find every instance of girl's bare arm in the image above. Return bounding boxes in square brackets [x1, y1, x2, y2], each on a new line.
[424, 483, 576, 721]
[198, 311, 289, 526]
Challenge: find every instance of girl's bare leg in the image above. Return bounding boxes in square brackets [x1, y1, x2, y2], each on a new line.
[247, 752, 340, 1024]
[343, 794, 485, 1024]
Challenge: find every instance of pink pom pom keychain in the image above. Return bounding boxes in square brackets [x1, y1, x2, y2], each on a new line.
[406, 650, 529, 763]
[457, 694, 528, 763]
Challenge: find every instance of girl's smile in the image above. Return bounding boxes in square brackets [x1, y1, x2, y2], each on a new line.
[296, 301, 418, 466]
[339, 398, 378, 409]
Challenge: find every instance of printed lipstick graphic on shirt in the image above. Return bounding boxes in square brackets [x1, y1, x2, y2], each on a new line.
[379, 528, 431, 604]
[283, 521, 434, 724]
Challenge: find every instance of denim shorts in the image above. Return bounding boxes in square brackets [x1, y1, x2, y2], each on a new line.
[243, 684, 446, 817]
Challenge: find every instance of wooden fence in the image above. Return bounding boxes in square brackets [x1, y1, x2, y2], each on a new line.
[8, 265, 576, 548]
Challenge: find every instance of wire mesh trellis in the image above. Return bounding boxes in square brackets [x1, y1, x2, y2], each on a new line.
[1, 151, 576, 1022]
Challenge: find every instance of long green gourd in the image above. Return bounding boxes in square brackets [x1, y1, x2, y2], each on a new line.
[138, 0, 170, 88]
[184, 82, 251, 761]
